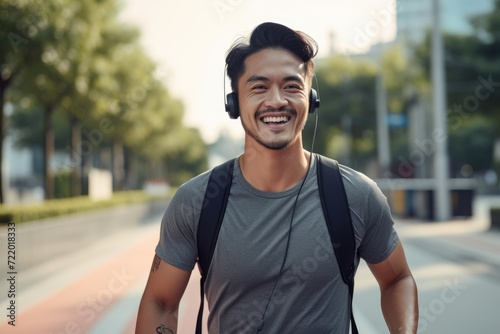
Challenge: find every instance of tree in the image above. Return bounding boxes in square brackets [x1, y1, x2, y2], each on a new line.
[448, 117, 495, 174]
[305, 55, 378, 170]
[0, 0, 40, 203]
[92, 41, 170, 189]
[63, 16, 141, 195]
[414, 1, 500, 176]
[163, 127, 208, 186]
[10, 0, 106, 199]
[7, 0, 209, 199]
[8, 0, 141, 198]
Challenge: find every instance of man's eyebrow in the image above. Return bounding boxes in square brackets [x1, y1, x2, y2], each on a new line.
[246, 75, 269, 83]
[283, 75, 305, 84]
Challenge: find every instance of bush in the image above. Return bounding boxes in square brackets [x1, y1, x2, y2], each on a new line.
[54, 170, 72, 198]
[0, 190, 171, 224]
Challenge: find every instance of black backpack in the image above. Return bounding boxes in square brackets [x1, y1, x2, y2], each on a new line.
[195, 156, 358, 334]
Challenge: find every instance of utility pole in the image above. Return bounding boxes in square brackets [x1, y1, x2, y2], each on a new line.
[431, 0, 451, 221]
[376, 70, 390, 174]
[376, 35, 390, 176]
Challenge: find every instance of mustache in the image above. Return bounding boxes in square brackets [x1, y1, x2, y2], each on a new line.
[256, 107, 296, 118]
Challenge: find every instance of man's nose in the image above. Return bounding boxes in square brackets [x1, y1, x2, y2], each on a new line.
[264, 87, 288, 109]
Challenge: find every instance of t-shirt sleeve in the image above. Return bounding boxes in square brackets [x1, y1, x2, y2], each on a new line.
[357, 178, 399, 264]
[155, 177, 206, 271]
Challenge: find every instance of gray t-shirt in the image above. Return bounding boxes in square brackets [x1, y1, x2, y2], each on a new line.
[156, 154, 398, 333]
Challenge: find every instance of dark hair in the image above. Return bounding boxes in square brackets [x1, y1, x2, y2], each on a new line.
[225, 22, 318, 92]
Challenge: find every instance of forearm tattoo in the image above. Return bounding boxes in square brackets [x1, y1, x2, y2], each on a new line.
[156, 323, 173, 334]
[151, 255, 161, 273]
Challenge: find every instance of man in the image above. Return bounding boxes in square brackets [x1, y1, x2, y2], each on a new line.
[136, 22, 418, 333]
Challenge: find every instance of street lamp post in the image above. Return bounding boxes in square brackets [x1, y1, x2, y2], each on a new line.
[431, 0, 451, 221]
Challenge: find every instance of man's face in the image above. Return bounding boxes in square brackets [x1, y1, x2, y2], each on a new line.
[237, 48, 310, 150]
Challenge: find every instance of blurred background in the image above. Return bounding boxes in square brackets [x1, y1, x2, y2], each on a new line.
[1, 0, 499, 216]
[1, 0, 500, 333]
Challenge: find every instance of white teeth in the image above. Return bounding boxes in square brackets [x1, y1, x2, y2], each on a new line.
[262, 116, 289, 123]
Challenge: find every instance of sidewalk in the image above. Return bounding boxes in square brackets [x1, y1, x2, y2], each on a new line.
[393, 195, 500, 269]
[0, 208, 204, 334]
[0, 218, 159, 333]
[0, 200, 168, 272]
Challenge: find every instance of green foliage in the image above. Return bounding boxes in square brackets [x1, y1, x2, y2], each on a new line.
[448, 117, 495, 173]
[0, 0, 35, 81]
[306, 55, 378, 167]
[415, 1, 500, 135]
[54, 169, 71, 198]
[0, 190, 170, 224]
[397, 3, 500, 179]
[9, 103, 70, 150]
[309, 47, 426, 171]
[164, 127, 208, 186]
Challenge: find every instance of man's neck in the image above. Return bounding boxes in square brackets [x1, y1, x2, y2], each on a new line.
[239, 142, 311, 192]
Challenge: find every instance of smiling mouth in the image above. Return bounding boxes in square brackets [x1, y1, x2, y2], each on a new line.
[261, 116, 291, 124]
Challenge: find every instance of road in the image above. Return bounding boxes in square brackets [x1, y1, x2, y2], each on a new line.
[1, 197, 500, 333]
[354, 218, 500, 334]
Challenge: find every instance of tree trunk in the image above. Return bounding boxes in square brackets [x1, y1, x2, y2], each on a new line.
[125, 151, 139, 190]
[0, 83, 6, 204]
[70, 115, 81, 197]
[0, 76, 13, 204]
[43, 105, 54, 199]
[112, 140, 125, 191]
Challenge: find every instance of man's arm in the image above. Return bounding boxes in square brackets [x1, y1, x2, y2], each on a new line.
[367, 240, 418, 334]
[136, 255, 192, 334]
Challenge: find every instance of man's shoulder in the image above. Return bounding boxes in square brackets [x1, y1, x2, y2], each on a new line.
[178, 169, 211, 191]
[172, 168, 213, 204]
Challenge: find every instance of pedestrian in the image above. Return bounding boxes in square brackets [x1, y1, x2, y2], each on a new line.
[136, 22, 418, 334]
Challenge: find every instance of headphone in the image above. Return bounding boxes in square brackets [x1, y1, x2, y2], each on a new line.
[224, 89, 320, 119]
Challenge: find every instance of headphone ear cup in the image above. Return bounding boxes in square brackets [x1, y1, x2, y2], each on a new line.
[225, 92, 239, 119]
[309, 89, 320, 114]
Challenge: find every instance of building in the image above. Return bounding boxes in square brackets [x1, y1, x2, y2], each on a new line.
[396, 0, 495, 45]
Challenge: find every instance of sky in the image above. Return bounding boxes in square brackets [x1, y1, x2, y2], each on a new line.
[119, 0, 398, 143]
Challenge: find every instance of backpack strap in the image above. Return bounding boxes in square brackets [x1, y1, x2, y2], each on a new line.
[195, 158, 235, 334]
[317, 155, 358, 334]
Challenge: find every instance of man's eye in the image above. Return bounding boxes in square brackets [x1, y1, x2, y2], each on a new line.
[252, 85, 266, 90]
